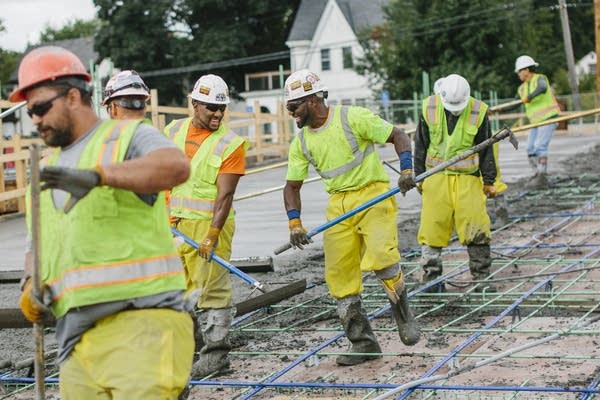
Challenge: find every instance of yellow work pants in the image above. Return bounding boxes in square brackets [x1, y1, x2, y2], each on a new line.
[324, 181, 401, 299]
[60, 309, 193, 400]
[418, 173, 491, 247]
[175, 217, 235, 309]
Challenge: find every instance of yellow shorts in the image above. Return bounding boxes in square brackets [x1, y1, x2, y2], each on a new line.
[60, 308, 193, 400]
[324, 181, 401, 299]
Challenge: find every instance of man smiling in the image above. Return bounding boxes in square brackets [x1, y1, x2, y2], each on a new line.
[164, 74, 248, 378]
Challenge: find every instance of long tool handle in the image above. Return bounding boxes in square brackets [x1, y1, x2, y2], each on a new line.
[273, 127, 516, 255]
[0, 101, 26, 120]
[171, 227, 265, 293]
[30, 144, 45, 400]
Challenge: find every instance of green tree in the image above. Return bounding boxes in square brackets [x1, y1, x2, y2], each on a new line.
[0, 19, 22, 100]
[39, 19, 101, 43]
[357, 0, 594, 100]
[93, 0, 299, 104]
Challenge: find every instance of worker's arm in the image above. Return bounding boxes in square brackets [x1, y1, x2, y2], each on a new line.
[526, 76, 547, 102]
[283, 180, 312, 249]
[475, 114, 497, 185]
[102, 147, 189, 193]
[386, 126, 415, 194]
[413, 116, 430, 177]
[198, 172, 242, 260]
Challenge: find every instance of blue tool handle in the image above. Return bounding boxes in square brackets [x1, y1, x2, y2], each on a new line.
[171, 227, 265, 292]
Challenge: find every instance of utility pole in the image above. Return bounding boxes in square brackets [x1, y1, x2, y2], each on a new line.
[595, 0, 600, 104]
[558, 0, 581, 111]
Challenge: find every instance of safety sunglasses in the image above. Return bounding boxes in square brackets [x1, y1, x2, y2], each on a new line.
[27, 90, 68, 118]
[286, 98, 307, 113]
[196, 102, 226, 113]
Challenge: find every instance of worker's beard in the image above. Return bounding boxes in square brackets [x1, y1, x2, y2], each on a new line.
[295, 114, 308, 129]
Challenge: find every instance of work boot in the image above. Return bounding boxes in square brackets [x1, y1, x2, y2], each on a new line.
[530, 172, 548, 189]
[528, 155, 538, 174]
[335, 297, 382, 366]
[190, 339, 232, 378]
[467, 244, 497, 293]
[420, 245, 445, 293]
[190, 307, 233, 378]
[381, 284, 420, 345]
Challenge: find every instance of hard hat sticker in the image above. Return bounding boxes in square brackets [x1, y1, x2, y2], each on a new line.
[199, 85, 211, 95]
[303, 82, 313, 91]
[290, 81, 301, 90]
[215, 93, 227, 102]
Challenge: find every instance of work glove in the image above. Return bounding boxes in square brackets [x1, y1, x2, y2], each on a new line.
[40, 166, 106, 213]
[19, 278, 48, 324]
[397, 169, 416, 195]
[289, 218, 312, 250]
[416, 182, 423, 194]
[199, 226, 220, 260]
[483, 184, 497, 198]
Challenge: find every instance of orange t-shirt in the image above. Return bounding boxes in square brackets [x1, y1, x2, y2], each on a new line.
[185, 124, 246, 174]
[166, 124, 245, 223]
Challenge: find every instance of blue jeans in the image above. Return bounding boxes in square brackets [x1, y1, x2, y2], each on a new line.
[527, 123, 558, 157]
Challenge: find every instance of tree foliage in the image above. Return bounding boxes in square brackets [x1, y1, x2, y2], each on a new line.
[0, 19, 21, 99]
[93, 0, 299, 104]
[39, 19, 101, 43]
[357, 0, 594, 99]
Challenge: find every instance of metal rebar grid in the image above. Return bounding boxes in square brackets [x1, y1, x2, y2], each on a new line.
[2, 179, 600, 399]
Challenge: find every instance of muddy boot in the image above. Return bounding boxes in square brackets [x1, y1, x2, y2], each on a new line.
[335, 296, 382, 366]
[528, 155, 538, 175]
[420, 245, 445, 293]
[190, 308, 233, 378]
[467, 244, 497, 293]
[489, 194, 509, 230]
[530, 172, 548, 189]
[375, 266, 420, 346]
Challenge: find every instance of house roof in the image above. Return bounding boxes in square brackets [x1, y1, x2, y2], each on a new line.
[287, 0, 387, 42]
[9, 36, 98, 83]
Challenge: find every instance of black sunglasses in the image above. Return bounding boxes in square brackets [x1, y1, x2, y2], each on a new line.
[27, 90, 68, 118]
[195, 101, 226, 113]
[286, 98, 307, 113]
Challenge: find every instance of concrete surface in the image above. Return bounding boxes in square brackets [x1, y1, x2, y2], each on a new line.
[1, 132, 599, 272]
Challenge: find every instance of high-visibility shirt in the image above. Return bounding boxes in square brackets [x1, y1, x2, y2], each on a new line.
[422, 95, 488, 175]
[27, 119, 185, 319]
[518, 73, 560, 123]
[165, 118, 248, 220]
[286, 105, 391, 194]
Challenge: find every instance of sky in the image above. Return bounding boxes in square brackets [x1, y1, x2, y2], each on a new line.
[0, 0, 97, 52]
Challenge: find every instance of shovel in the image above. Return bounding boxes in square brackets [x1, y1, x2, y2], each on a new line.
[274, 126, 519, 255]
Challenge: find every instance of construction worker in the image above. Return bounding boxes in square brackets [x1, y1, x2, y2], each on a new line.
[414, 74, 497, 293]
[282, 69, 420, 366]
[514, 55, 561, 187]
[12, 46, 194, 399]
[102, 69, 150, 119]
[164, 74, 248, 378]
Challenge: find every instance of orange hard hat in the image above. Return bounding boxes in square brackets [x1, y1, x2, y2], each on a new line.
[9, 46, 91, 102]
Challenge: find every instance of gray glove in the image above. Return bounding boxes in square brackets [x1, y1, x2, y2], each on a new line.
[40, 166, 103, 213]
[397, 169, 416, 195]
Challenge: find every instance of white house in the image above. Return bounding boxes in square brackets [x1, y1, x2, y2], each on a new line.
[240, 0, 388, 113]
[575, 51, 596, 82]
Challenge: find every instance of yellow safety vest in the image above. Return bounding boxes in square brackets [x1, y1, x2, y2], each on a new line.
[518, 73, 560, 123]
[295, 105, 388, 193]
[164, 118, 248, 220]
[27, 119, 185, 319]
[422, 95, 488, 175]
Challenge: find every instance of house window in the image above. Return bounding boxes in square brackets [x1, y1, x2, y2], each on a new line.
[342, 47, 353, 69]
[321, 48, 331, 71]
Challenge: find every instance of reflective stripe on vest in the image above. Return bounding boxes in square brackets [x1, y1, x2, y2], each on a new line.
[298, 106, 374, 179]
[428, 96, 482, 126]
[425, 153, 479, 171]
[169, 196, 214, 212]
[46, 254, 182, 302]
[167, 119, 186, 140]
[96, 120, 134, 165]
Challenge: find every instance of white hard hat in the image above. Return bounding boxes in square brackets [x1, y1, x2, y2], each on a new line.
[515, 55, 538, 73]
[439, 74, 470, 113]
[189, 74, 230, 104]
[433, 77, 445, 95]
[102, 70, 149, 105]
[284, 69, 327, 102]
